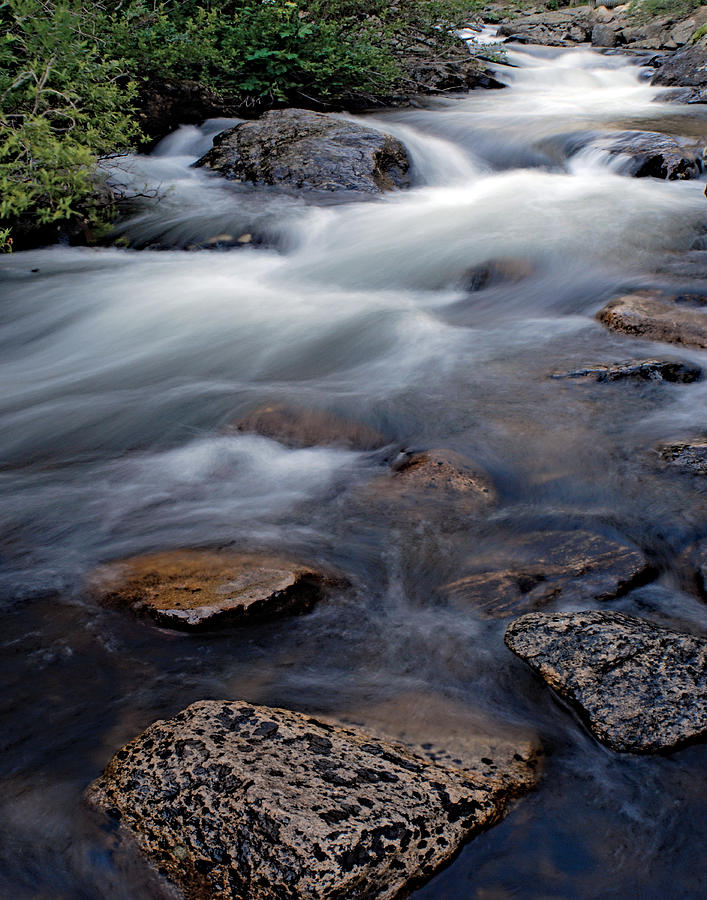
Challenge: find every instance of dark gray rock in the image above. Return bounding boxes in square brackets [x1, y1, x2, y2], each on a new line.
[551, 359, 702, 383]
[89, 550, 339, 630]
[462, 257, 535, 292]
[658, 438, 707, 475]
[441, 531, 655, 619]
[591, 24, 623, 48]
[597, 291, 707, 349]
[233, 403, 387, 450]
[681, 538, 707, 598]
[86, 699, 541, 899]
[652, 38, 707, 103]
[195, 109, 411, 195]
[505, 610, 707, 753]
[595, 131, 704, 180]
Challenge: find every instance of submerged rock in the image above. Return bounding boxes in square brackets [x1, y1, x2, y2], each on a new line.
[375, 449, 497, 510]
[90, 550, 338, 630]
[681, 538, 707, 598]
[595, 130, 704, 180]
[86, 699, 540, 899]
[658, 438, 707, 475]
[597, 291, 707, 349]
[505, 610, 707, 753]
[462, 257, 535, 292]
[551, 359, 702, 383]
[233, 403, 387, 450]
[441, 531, 654, 619]
[195, 109, 411, 195]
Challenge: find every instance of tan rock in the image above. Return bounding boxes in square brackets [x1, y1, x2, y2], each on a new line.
[597, 291, 707, 349]
[86, 699, 541, 900]
[89, 550, 339, 630]
[233, 403, 387, 450]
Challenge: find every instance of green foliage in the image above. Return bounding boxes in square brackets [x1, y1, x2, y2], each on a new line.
[1, 0, 140, 238]
[629, 0, 700, 20]
[691, 23, 707, 42]
[1, 0, 487, 245]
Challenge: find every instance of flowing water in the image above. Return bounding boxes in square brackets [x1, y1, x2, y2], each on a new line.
[1, 31, 706, 899]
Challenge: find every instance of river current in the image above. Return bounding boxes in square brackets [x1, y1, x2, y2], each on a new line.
[0, 31, 706, 899]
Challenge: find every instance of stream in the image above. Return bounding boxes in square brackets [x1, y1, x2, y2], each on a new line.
[1, 30, 706, 899]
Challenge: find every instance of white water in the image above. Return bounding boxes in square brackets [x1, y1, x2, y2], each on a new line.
[0, 36, 706, 899]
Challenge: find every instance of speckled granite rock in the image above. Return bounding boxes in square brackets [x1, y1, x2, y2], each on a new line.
[86, 699, 540, 899]
[505, 610, 707, 753]
[233, 403, 386, 450]
[195, 109, 411, 195]
[551, 359, 702, 383]
[90, 550, 338, 630]
[441, 531, 654, 619]
[658, 438, 707, 475]
[597, 291, 707, 349]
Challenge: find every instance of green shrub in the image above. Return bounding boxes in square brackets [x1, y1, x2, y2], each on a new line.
[1, 0, 486, 247]
[0, 0, 140, 243]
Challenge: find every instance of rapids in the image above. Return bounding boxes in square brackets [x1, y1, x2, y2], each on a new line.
[0, 30, 706, 899]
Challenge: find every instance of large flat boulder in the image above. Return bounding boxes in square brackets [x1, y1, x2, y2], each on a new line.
[505, 610, 707, 753]
[233, 403, 387, 450]
[86, 699, 540, 899]
[441, 531, 654, 619]
[90, 550, 339, 630]
[597, 291, 707, 349]
[195, 109, 411, 195]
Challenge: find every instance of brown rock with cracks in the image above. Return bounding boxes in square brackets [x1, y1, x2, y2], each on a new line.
[440, 531, 654, 619]
[86, 699, 541, 900]
[505, 610, 707, 753]
[233, 403, 387, 450]
[597, 291, 707, 349]
[89, 550, 339, 630]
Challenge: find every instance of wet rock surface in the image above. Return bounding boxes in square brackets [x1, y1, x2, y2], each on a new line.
[369, 449, 497, 513]
[195, 109, 411, 195]
[597, 290, 707, 348]
[505, 610, 707, 753]
[462, 257, 535, 292]
[233, 403, 387, 450]
[658, 438, 707, 475]
[595, 130, 705, 180]
[86, 699, 540, 900]
[682, 538, 707, 598]
[651, 38, 707, 103]
[89, 551, 338, 630]
[440, 531, 655, 619]
[551, 359, 702, 383]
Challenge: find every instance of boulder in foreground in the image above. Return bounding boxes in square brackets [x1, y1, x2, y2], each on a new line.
[505, 610, 707, 753]
[195, 109, 411, 195]
[86, 699, 540, 899]
[597, 291, 707, 349]
[90, 550, 338, 630]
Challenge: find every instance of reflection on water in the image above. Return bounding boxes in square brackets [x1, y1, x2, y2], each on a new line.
[0, 32, 706, 900]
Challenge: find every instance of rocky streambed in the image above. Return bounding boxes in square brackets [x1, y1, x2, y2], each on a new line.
[0, 15, 706, 900]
